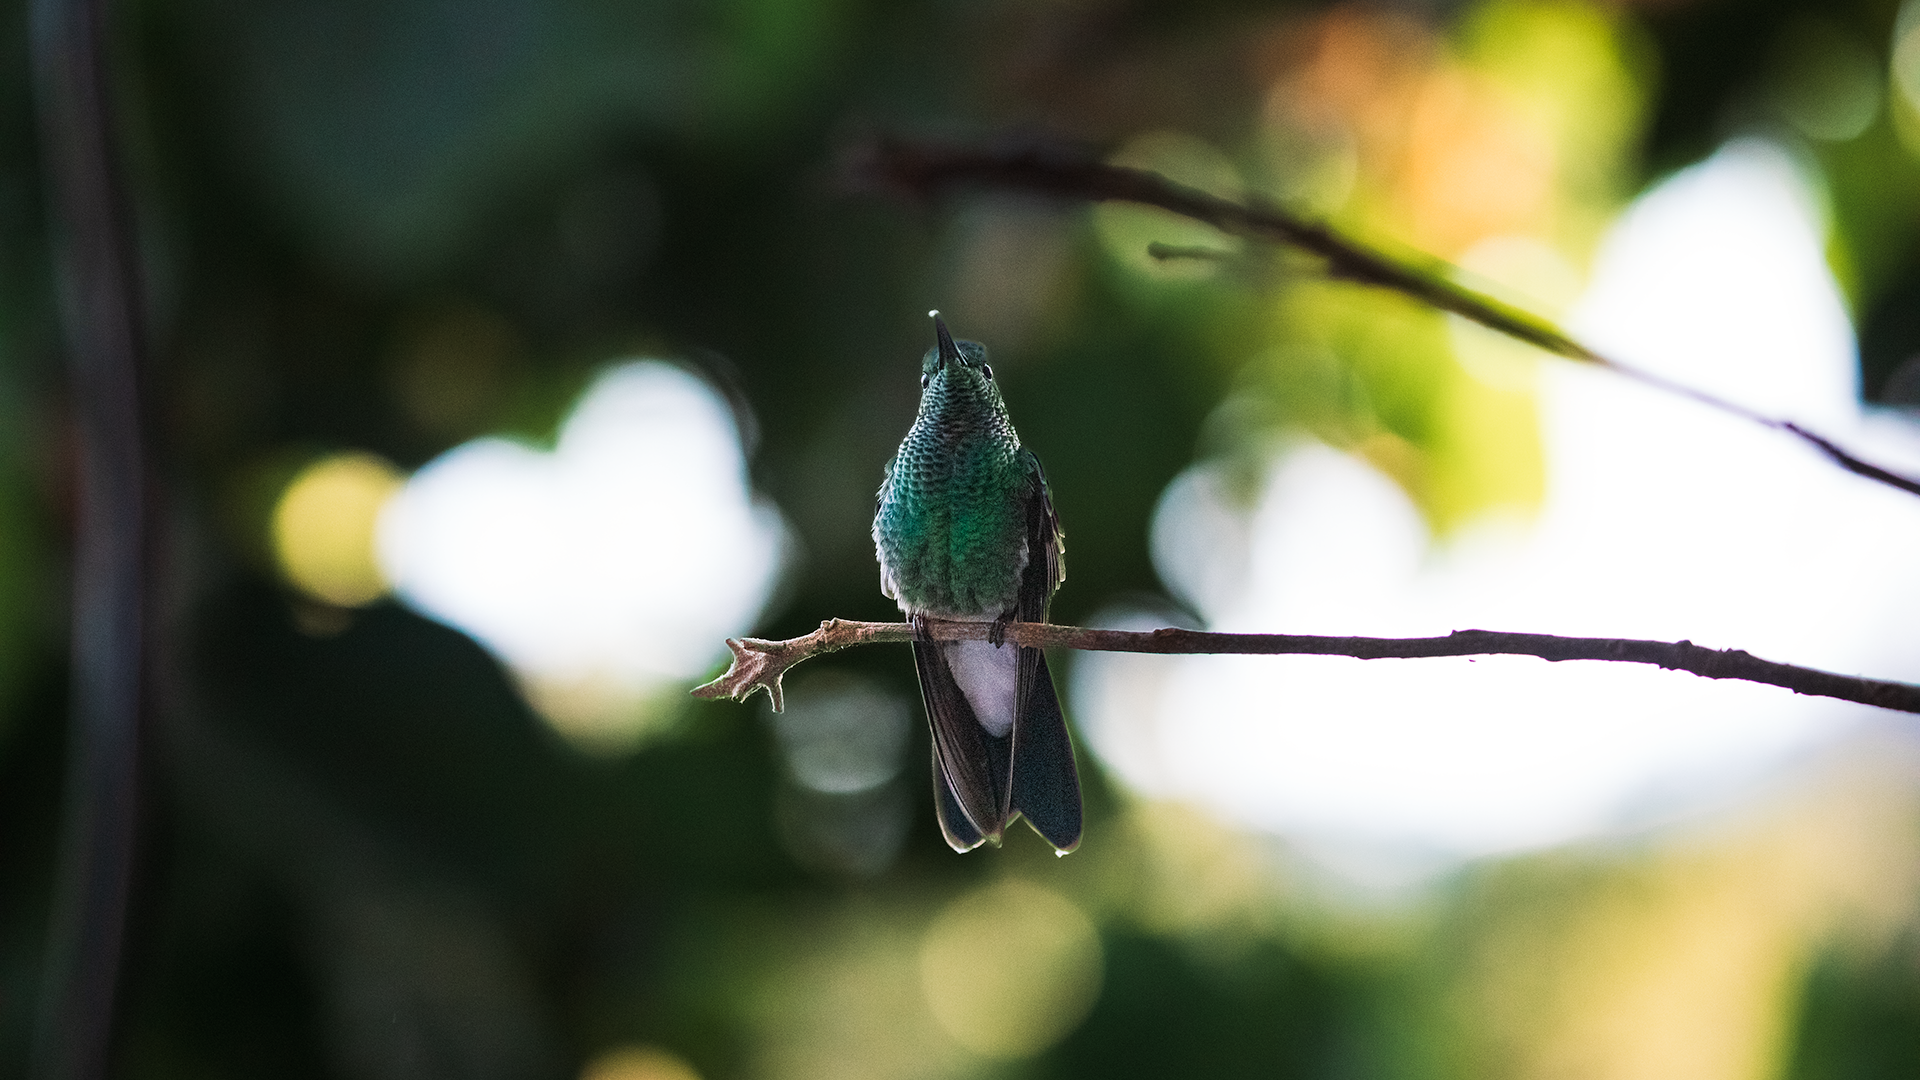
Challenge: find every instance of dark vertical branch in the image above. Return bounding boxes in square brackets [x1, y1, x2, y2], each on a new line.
[28, 0, 152, 1073]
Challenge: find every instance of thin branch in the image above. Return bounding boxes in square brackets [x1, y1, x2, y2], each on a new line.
[30, 0, 154, 1073]
[850, 138, 1920, 500]
[693, 618, 1920, 716]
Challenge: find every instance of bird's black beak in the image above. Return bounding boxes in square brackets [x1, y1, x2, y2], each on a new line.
[933, 313, 962, 370]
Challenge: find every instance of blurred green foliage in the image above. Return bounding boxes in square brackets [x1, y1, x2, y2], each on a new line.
[4, 0, 1920, 1077]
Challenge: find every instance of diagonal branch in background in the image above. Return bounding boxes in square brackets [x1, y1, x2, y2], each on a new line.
[693, 618, 1920, 716]
[851, 138, 1920, 501]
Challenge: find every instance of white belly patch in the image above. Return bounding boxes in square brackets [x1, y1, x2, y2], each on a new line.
[944, 639, 1018, 738]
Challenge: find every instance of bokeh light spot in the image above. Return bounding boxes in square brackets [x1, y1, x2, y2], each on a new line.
[918, 879, 1103, 1059]
[1084, 139, 1920, 871]
[580, 1046, 702, 1080]
[1893, 0, 1920, 129]
[770, 672, 914, 878]
[270, 452, 405, 607]
[773, 674, 911, 795]
[1765, 15, 1880, 143]
[378, 360, 791, 752]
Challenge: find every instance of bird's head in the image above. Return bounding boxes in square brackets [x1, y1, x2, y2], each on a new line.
[919, 311, 1003, 411]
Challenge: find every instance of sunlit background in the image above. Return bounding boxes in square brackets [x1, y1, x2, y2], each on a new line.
[8, 0, 1920, 1077]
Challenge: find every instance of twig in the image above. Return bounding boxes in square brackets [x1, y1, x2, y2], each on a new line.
[693, 619, 1920, 716]
[851, 138, 1920, 500]
[29, 0, 154, 1073]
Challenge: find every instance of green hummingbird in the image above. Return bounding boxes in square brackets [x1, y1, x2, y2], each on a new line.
[872, 312, 1082, 854]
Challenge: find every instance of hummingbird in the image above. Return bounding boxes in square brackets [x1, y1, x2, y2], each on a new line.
[873, 312, 1082, 854]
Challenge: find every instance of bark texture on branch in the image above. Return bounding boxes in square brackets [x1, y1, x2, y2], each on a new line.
[851, 138, 1920, 500]
[693, 619, 1920, 716]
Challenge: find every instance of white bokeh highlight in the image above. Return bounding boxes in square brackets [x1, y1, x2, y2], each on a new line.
[1081, 140, 1920, 862]
[378, 361, 789, 742]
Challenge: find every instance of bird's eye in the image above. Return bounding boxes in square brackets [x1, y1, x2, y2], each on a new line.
[981, 364, 993, 380]
[921, 373, 930, 389]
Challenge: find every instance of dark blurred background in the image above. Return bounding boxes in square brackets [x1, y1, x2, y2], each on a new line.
[8, 0, 1920, 1076]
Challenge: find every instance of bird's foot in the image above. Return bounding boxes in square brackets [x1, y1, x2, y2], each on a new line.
[988, 614, 1011, 648]
[912, 613, 933, 643]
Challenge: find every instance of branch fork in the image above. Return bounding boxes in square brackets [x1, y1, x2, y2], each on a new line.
[696, 618, 988, 711]
[850, 138, 1920, 501]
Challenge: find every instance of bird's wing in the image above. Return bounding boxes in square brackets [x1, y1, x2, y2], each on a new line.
[913, 639, 1008, 848]
[1014, 451, 1063, 706]
[1009, 651, 1080, 852]
[931, 745, 987, 852]
[873, 457, 899, 601]
[1009, 452, 1081, 853]
[1020, 450, 1065, 612]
